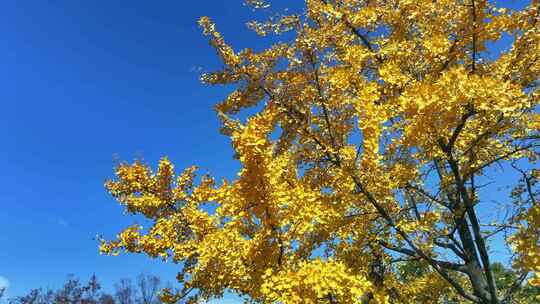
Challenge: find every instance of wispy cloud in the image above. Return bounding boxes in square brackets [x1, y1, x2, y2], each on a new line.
[0, 276, 10, 299]
[0, 276, 9, 289]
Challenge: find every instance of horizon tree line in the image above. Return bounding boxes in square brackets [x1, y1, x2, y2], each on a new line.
[0, 273, 174, 304]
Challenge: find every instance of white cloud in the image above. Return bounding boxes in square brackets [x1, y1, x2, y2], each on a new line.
[0, 276, 9, 296]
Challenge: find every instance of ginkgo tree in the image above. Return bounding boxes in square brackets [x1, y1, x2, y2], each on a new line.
[100, 0, 540, 303]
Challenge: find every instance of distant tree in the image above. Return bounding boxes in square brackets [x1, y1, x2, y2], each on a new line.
[54, 274, 106, 304]
[9, 275, 113, 304]
[114, 279, 135, 304]
[98, 294, 115, 304]
[136, 274, 160, 304]
[54, 275, 85, 303]
[6, 274, 172, 304]
[9, 288, 54, 304]
[85, 274, 102, 303]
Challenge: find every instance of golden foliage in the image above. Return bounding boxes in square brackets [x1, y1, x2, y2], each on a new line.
[102, 1, 540, 303]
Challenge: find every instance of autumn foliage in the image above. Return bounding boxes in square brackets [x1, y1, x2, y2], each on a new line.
[100, 1, 540, 303]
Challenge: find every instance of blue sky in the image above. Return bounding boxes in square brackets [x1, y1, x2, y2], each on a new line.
[0, 0, 276, 300]
[0, 0, 532, 301]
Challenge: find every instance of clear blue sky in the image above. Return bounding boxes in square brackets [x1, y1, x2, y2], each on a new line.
[0, 0, 280, 299]
[0, 0, 531, 301]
